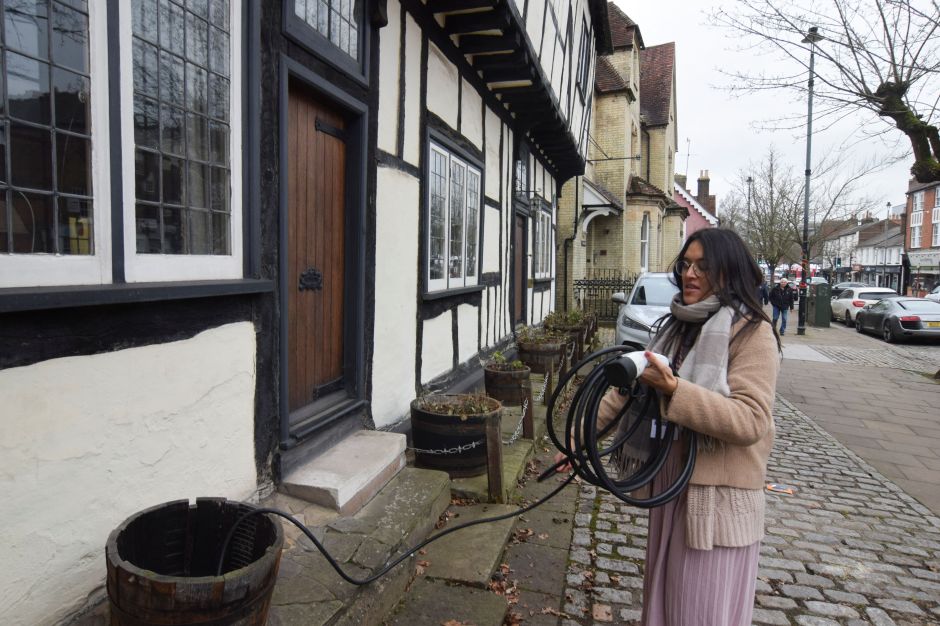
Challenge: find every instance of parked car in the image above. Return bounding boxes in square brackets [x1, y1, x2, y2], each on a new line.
[830, 287, 899, 326]
[808, 276, 828, 286]
[612, 273, 679, 349]
[926, 284, 940, 303]
[855, 297, 940, 343]
[831, 282, 868, 299]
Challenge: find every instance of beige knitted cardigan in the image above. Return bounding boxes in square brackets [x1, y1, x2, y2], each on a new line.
[598, 318, 779, 550]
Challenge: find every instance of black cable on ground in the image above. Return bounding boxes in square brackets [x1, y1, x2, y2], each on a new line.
[215, 471, 576, 583]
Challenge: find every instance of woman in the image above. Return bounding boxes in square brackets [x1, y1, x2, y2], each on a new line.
[560, 228, 780, 625]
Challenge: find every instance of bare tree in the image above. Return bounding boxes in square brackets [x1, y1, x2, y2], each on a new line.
[725, 147, 883, 279]
[711, 0, 940, 183]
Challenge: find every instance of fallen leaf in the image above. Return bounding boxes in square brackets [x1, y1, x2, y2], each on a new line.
[537, 533, 549, 540]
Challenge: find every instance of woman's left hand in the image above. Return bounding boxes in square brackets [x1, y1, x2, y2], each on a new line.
[639, 351, 678, 396]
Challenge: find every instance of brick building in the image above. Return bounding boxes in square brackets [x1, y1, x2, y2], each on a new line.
[904, 180, 940, 294]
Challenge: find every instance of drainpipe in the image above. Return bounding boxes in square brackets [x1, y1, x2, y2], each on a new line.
[642, 127, 651, 181]
[562, 179, 580, 312]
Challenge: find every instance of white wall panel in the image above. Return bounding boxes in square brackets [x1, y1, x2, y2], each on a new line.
[421, 312, 454, 384]
[377, 0, 402, 154]
[460, 78, 483, 150]
[482, 205, 500, 272]
[484, 110, 501, 198]
[426, 44, 459, 130]
[372, 167, 420, 427]
[1, 323, 257, 626]
[403, 13, 423, 166]
[457, 303, 478, 364]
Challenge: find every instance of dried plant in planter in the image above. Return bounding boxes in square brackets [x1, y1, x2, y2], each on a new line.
[413, 393, 500, 419]
[485, 350, 527, 372]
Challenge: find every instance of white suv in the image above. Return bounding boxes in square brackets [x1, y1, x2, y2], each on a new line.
[830, 287, 899, 326]
[612, 273, 679, 349]
[926, 285, 940, 303]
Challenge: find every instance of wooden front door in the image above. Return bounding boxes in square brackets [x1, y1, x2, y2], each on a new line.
[513, 213, 526, 325]
[287, 81, 347, 416]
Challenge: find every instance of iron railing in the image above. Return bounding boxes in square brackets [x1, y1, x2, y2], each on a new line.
[573, 270, 637, 321]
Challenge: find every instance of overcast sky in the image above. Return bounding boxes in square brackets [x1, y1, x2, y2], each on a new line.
[614, 0, 915, 218]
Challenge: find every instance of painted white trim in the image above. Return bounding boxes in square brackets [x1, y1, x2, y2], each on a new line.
[120, 2, 244, 282]
[674, 182, 718, 226]
[0, 2, 112, 288]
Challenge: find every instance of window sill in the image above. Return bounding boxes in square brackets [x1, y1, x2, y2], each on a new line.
[422, 284, 485, 301]
[0, 278, 274, 313]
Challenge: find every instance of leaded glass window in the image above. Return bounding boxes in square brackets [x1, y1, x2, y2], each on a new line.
[132, 0, 231, 255]
[293, 0, 360, 61]
[427, 142, 480, 292]
[0, 0, 92, 255]
[535, 207, 552, 279]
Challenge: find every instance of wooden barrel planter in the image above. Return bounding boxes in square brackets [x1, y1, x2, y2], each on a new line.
[547, 323, 585, 362]
[517, 339, 564, 374]
[483, 364, 531, 407]
[106, 498, 283, 626]
[410, 394, 501, 478]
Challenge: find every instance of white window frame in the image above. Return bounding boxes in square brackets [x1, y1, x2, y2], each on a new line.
[534, 205, 553, 280]
[640, 213, 649, 272]
[932, 207, 940, 247]
[0, 2, 112, 288]
[913, 191, 924, 212]
[426, 141, 481, 293]
[119, 0, 243, 283]
[911, 210, 923, 249]
[0, 1, 243, 289]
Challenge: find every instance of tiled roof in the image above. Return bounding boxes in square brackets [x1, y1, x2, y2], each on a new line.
[586, 179, 623, 210]
[628, 176, 669, 200]
[640, 42, 675, 127]
[595, 57, 627, 93]
[608, 2, 643, 49]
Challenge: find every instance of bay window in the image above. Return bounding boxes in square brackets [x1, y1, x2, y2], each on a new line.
[0, 0, 242, 289]
[427, 141, 480, 293]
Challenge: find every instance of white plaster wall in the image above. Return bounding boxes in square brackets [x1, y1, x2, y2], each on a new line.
[426, 43, 458, 130]
[376, 0, 402, 155]
[525, 2, 545, 62]
[421, 312, 454, 384]
[402, 12, 423, 166]
[483, 205, 501, 272]
[484, 110, 501, 196]
[1, 323, 258, 626]
[461, 78, 483, 150]
[456, 303, 479, 365]
[372, 167, 420, 427]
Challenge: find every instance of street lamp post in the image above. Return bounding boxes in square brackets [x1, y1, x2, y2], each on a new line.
[882, 201, 890, 288]
[797, 26, 823, 336]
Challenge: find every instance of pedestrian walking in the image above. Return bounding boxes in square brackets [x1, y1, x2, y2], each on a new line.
[556, 228, 781, 626]
[757, 281, 769, 306]
[769, 278, 796, 335]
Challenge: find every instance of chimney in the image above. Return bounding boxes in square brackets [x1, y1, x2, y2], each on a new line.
[675, 174, 688, 191]
[696, 170, 710, 207]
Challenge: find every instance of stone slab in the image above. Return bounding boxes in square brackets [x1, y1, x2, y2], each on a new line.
[385, 577, 507, 626]
[422, 503, 518, 585]
[281, 430, 406, 514]
[450, 436, 533, 502]
[782, 344, 834, 363]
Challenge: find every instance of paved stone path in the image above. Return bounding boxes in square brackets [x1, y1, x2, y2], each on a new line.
[560, 396, 940, 626]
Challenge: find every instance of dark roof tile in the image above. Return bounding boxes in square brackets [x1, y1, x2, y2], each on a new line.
[595, 57, 627, 93]
[640, 42, 675, 127]
[608, 2, 643, 49]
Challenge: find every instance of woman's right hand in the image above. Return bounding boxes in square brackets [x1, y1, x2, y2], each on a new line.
[553, 451, 572, 473]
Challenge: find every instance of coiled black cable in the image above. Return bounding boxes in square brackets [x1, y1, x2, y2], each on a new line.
[540, 344, 697, 509]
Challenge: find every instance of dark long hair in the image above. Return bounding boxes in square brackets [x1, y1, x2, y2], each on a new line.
[660, 229, 780, 351]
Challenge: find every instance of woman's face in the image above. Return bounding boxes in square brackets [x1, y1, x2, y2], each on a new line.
[679, 241, 714, 305]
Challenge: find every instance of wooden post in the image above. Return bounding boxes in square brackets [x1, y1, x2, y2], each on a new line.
[484, 412, 503, 503]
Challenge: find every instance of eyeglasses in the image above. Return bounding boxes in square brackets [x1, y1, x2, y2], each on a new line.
[677, 259, 710, 277]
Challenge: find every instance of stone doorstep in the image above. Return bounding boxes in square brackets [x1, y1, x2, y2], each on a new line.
[280, 430, 406, 515]
[422, 503, 520, 585]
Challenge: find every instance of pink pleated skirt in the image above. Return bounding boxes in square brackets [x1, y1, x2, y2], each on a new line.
[640, 446, 760, 626]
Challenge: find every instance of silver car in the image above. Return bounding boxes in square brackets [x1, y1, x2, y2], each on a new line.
[612, 273, 679, 349]
[855, 297, 940, 343]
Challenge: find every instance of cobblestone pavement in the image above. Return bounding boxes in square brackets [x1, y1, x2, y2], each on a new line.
[809, 345, 938, 371]
[560, 396, 940, 626]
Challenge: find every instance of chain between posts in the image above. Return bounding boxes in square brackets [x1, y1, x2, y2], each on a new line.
[409, 440, 485, 456]
[502, 397, 528, 446]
